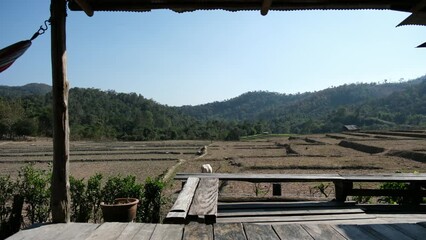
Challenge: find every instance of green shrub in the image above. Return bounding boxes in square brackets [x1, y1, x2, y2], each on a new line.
[17, 164, 51, 225]
[101, 175, 143, 205]
[69, 176, 90, 222]
[1, 164, 165, 226]
[140, 177, 164, 223]
[87, 174, 103, 223]
[378, 182, 408, 204]
[0, 176, 15, 224]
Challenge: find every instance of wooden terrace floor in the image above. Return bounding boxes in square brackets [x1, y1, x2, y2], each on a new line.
[7, 217, 426, 240]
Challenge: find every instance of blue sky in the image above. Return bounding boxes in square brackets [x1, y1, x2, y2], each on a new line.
[0, 0, 425, 106]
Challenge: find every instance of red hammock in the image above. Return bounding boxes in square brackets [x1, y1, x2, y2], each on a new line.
[0, 40, 32, 73]
[0, 19, 49, 74]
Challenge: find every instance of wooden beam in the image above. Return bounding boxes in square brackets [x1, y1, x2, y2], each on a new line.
[261, 0, 273, 16]
[170, 177, 199, 213]
[165, 177, 200, 223]
[188, 178, 219, 224]
[74, 0, 94, 17]
[50, 0, 70, 223]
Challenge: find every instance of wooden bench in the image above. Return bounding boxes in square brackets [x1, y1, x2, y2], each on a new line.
[166, 173, 426, 224]
[174, 173, 426, 204]
[334, 173, 426, 204]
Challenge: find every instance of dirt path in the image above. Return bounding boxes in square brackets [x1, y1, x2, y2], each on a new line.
[162, 159, 186, 182]
[162, 144, 211, 182]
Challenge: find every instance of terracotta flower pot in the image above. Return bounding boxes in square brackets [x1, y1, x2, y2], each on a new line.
[100, 198, 139, 222]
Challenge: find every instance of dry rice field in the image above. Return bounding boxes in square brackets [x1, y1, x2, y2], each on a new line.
[1, 130, 425, 211]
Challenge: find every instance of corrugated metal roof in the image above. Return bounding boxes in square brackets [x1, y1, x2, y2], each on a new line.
[67, 0, 426, 45]
[343, 125, 359, 131]
[67, 0, 425, 14]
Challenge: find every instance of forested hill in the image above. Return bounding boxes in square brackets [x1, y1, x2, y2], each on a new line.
[179, 77, 424, 121]
[0, 76, 425, 140]
[178, 76, 426, 133]
[0, 83, 51, 98]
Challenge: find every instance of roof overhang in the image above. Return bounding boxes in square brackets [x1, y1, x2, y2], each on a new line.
[68, 0, 425, 14]
[68, 0, 426, 47]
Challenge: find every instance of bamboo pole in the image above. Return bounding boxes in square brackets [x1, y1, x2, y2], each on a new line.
[50, 0, 70, 223]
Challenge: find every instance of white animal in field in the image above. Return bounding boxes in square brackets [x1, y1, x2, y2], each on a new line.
[201, 164, 213, 173]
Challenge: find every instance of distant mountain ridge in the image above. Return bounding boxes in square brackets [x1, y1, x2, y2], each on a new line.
[0, 83, 51, 98]
[178, 76, 425, 122]
[0, 75, 425, 139]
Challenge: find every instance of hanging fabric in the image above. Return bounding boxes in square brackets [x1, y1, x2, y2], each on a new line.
[0, 19, 50, 74]
[0, 40, 32, 73]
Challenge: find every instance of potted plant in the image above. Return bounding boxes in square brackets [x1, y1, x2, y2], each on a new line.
[100, 175, 143, 222]
[100, 197, 139, 222]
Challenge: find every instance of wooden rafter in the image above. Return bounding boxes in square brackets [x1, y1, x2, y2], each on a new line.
[74, 0, 94, 17]
[261, 0, 273, 16]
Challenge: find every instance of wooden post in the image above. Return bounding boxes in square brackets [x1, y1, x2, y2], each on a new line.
[334, 180, 352, 203]
[272, 183, 281, 196]
[50, 0, 70, 223]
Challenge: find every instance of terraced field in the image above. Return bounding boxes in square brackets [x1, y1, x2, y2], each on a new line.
[1, 130, 425, 206]
[0, 140, 209, 182]
[173, 131, 426, 201]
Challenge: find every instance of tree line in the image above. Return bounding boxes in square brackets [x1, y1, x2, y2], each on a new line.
[0, 87, 267, 141]
[0, 76, 425, 141]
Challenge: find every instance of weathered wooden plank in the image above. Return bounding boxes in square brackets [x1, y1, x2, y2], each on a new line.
[342, 174, 426, 182]
[175, 173, 426, 182]
[116, 222, 146, 240]
[183, 222, 213, 240]
[217, 213, 374, 223]
[243, 223, 280, 240]
[389, 223, 426, 240]
[165, 177, 200, 223]
[47, 223, 99, 240]
[150, 224, 184, 240]
[214, 223, 246, 240]
[302, 224, 346, 240]
[218, 208, 364, 217]
[6, 223, 69, 240]
[267, 218, 389, 226]
[272, 224, 313, 240]
[165, 211, 187, 223]
[85, 222, 128, 240]
[176, 173, 343, 182]
[130, 223, 156, 240]
[359, 224, 413, 240]
[332, 224, 378, 240]
[218, 201, 353, 210]
[171, 177, 199, 212]
[188, 178, 219, 223]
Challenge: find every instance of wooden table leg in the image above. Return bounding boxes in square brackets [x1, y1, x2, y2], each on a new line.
[334, 180, 352, 202]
